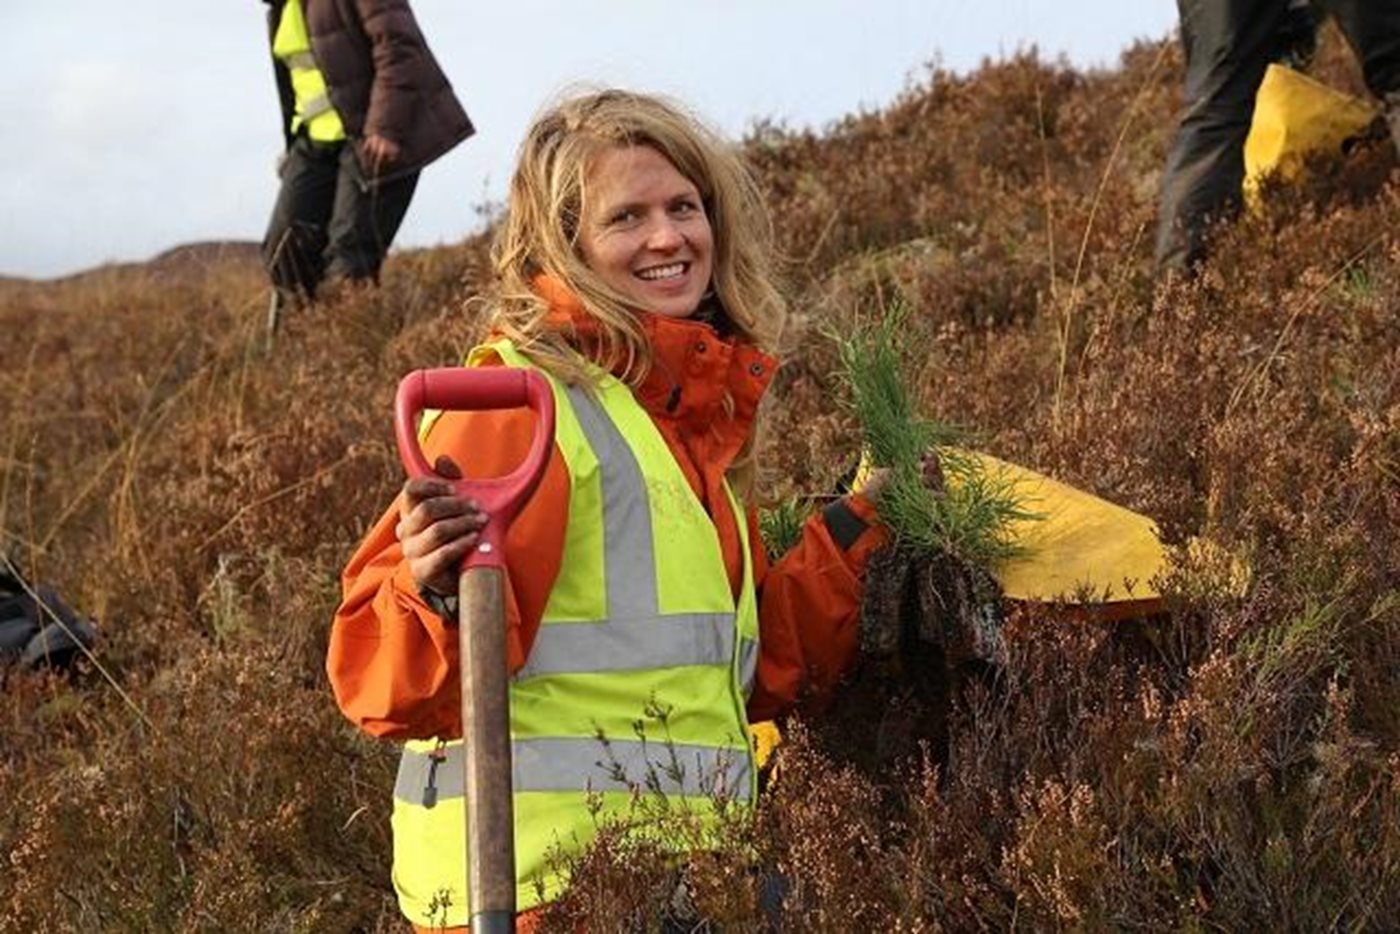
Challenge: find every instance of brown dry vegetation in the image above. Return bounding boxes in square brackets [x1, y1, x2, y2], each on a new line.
[3, 29, 1399, 930]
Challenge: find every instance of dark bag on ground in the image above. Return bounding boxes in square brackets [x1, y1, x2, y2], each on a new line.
[0, 560, 98, 670]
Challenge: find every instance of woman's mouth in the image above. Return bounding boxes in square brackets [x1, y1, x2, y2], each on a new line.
[636, 262, 688, 281]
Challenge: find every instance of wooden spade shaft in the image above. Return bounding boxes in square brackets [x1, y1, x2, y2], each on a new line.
[459, 565, 515, 933]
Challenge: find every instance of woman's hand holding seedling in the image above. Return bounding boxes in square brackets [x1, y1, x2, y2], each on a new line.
[861, 450, 946, 504]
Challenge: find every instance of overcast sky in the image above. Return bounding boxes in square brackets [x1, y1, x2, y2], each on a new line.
[0, 2, 1176, 279]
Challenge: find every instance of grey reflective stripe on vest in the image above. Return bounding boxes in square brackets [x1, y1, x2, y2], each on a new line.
[567, 383, 658, 620]
[515, 384, 740, 681]
[521, 613, 735, 678]
[396, 738, 753, 804]
[282, 50, 317, 70]
[299, 93, 334, 120]
[739, 635, 758, 697]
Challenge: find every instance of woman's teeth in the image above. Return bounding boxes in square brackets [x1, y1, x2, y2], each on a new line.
[637, 263, 685, 281]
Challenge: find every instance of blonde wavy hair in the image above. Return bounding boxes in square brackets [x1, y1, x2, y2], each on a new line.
[486, 88, 788, 387]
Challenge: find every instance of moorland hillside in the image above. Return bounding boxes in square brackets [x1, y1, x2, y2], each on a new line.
[2, 29, 1398, 930]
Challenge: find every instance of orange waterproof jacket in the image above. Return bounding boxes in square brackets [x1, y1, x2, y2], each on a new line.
[327, 299, 889, 739]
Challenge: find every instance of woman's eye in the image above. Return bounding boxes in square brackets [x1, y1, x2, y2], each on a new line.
[607, 209, 639, 225]
[672, 200, 698, 216]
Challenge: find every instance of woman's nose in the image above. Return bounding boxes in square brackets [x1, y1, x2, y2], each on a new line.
[644, 218, 685, 251]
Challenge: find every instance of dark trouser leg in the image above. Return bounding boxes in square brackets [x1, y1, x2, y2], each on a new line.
[1321, 0, 1400, 99]
[261, 135, 341, 298]
[1320, 0, 1400, 149]
[1155, 0, 1289, 271]
[323, 145, 420, 284]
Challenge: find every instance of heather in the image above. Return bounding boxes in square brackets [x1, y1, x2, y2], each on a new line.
[3, 28, 1399, 930]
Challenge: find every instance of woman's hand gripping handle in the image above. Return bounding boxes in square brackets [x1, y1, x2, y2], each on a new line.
[393, 368, 556, 597]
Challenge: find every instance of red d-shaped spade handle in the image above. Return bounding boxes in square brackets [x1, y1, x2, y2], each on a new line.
[393, 367, 556, 571]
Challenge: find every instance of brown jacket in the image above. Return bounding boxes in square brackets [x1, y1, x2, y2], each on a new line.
[264, 0, 473, 183]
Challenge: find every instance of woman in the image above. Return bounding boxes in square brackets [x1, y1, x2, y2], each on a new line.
[328, 89, 894, 930]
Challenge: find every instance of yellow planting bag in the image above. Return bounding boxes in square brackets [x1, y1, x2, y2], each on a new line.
[1243, 63, 1377, 206]
[853, 449, 1249, 612]
[957, 451, 1166, 607]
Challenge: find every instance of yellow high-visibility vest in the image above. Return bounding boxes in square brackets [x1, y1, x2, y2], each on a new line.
[272, 0, 346, 143]
[391, 339, 761, 927]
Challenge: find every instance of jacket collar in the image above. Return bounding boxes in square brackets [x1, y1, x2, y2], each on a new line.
[531, 276, 777, 468]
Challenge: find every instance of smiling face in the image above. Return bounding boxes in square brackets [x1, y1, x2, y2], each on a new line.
[578, 144, 714, 319]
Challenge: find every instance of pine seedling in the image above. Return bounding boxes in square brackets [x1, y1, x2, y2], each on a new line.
[833, 303, 1037, 569]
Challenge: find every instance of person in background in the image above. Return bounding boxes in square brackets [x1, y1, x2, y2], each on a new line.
[1155, 0, 1400, 271]
[260, 0, 472, 301]
[327, 89, 935, 930]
